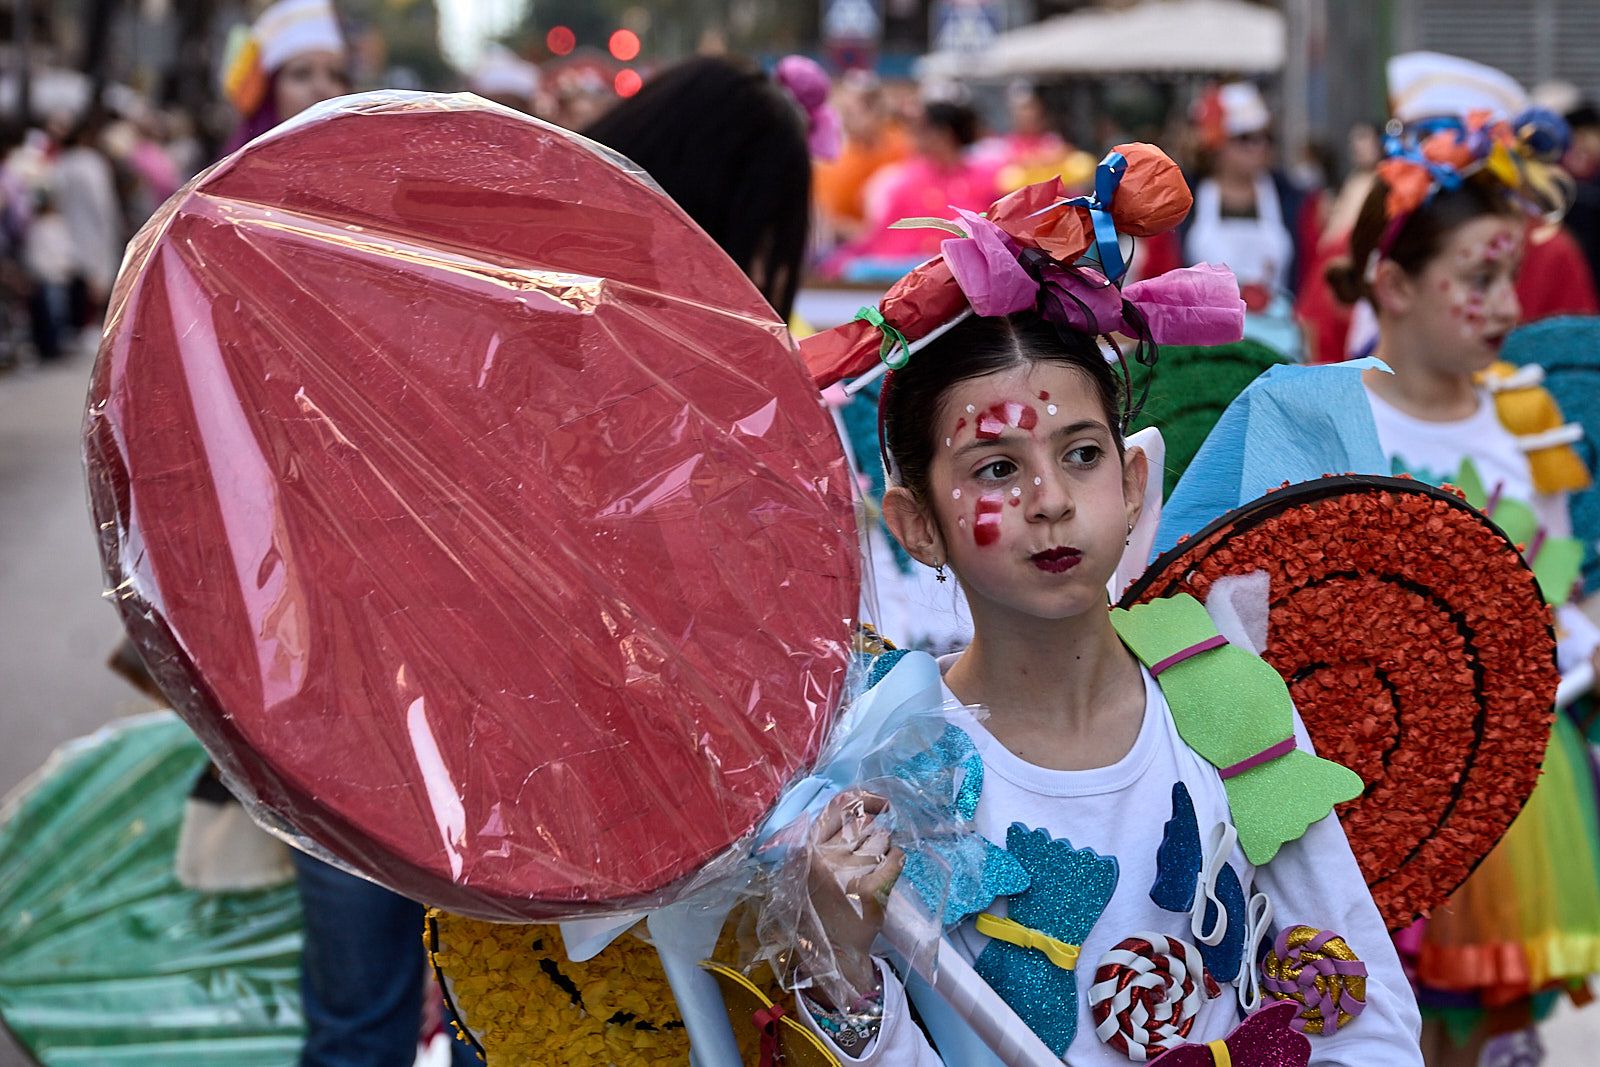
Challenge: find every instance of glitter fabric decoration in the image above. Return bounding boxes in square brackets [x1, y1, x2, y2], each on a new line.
[895, 726, 1029, 924]
[1261, 925, 1368, 1035]
[1145, 1001, 1310, 1066]
[1088, 932, 1220, 1060]
[974, 824, 1120, 1056]
[1121, 475, 1558, 930]
[1150, 782, 1202, 912]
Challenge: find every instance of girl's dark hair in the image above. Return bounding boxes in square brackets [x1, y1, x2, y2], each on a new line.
[922, 101, 980, 148]
[582, 56, 811, 320]
[1325, 176, 1515, 305]
[880, 311, 1124, 503]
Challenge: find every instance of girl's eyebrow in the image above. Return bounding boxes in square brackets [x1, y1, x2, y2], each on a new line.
[949, 419, 1108, 460]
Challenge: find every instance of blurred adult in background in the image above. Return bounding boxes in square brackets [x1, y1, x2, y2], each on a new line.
[51, 109, 125, 320]
[813, 72, 909, 243]
[1537, 82, 1600, 285]
[840, 100, 997, 265]
[470, 45, 541, 116]
[583, 55, 816, 320]
[222, 0, 351, 154]
[971, 82, 1096, 202]
[1182, 81, 1307, 307]
[1297, 120, 1384, 362]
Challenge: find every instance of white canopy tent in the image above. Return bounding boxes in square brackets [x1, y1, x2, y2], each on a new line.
[917, 0, 1286, 81]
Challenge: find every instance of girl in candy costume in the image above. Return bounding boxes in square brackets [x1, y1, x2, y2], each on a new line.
[789, 146, 1423, 1065]
[1164, 112, 1600, 1065]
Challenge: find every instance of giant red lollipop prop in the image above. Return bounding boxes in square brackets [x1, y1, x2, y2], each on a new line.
[84, 93, 859, 921]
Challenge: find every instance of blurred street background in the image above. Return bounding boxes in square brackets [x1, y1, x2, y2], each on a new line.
[5, 0, 1600, 1064]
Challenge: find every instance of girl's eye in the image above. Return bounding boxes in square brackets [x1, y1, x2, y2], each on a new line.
[1066, 444, 1103, 466]
[975, 459, 1017, 481]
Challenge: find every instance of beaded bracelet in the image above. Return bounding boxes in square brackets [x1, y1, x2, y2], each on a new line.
[803, 982, 885, 1056]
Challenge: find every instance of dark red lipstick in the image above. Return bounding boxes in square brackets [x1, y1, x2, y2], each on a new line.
[1031, 547, 1082, 573]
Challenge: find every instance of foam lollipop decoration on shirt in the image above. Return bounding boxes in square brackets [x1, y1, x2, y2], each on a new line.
[1261, 926, 1368, 1035]
[1087, 933, 1221, 1061]
[1146, 1001, 1310, 1066]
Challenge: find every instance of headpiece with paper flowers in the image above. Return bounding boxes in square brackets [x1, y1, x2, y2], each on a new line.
[1372, 108, 1574, 260]
[798, 143, 1247, 435]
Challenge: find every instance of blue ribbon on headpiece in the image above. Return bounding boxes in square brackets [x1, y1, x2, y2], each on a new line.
[1064, 150, 1130, 283]
[1382, 119, 1469, 200]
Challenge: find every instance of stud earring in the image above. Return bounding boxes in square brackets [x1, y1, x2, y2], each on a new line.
[1126, 519, 1136, 546]
[935, 560, 948, 583]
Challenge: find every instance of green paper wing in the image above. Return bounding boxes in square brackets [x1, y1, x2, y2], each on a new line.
[0, 712, 303, 1065]
[1111, 595, 1363, 865]
[1128, 339, 1291, 499]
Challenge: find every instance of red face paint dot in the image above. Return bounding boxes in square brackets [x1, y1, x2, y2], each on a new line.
[1038, 391, 1050, 401]
[975, 410, 1007, 440]
[974, 494, 1004, 546]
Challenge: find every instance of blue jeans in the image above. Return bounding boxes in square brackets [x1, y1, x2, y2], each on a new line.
[292, 851, 478, 1067]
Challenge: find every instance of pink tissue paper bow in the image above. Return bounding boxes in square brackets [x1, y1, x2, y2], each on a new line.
[1122, 262, 1247, 346]
[941, 209, 1037, 317]
[774, 55, 841, 162]
[940, 208, 1245, 347]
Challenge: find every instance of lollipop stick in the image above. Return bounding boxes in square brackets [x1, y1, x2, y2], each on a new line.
[881, 890, 1063, 1067]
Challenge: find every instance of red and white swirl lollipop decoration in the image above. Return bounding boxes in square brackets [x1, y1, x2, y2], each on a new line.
[1088, 933, 1221, 1061]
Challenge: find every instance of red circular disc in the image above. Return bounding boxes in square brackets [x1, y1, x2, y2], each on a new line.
[85, 94, 859, 920]
[1121, 476, 1557, 930]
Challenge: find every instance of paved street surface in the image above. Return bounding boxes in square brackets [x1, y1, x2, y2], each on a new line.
[4, 352, 1600, 1062]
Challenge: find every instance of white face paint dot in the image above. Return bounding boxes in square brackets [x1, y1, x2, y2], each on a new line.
[945, 437, 953, 447]
[1010, 487, 1022, 498]
[966, 404, 976, 413]
[1034, 476, 1043, 486]
[957, 516, 967, 527]
[952, 488, 962, 500]
[1046, 404, 1058, 416]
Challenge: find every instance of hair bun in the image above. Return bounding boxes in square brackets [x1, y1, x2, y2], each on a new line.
[1323, 257, 1365, 306]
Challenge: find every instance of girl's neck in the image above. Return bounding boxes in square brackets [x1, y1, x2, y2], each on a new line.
[944, 599, 1143, 743]
[1368, 328, 1480, 421]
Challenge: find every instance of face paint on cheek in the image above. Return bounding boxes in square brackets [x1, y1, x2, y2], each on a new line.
[973, 493, 1004, 546]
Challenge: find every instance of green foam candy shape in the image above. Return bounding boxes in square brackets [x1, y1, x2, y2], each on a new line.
[1110, 593, 1364, 865]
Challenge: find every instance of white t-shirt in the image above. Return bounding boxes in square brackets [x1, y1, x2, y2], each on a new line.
[802, 668, 1422, 1066]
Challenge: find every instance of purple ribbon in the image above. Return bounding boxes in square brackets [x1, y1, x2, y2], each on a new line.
[1265, 928, 1368, 1032]
[1148, 634, 1228, 676]
[1219, 737, 1297, 780]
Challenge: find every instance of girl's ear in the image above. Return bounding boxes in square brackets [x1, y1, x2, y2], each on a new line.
[1370, 258, 1415, 317]
[1122, 443, 1149, 531]
[883, 486, 945, 567]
